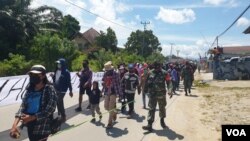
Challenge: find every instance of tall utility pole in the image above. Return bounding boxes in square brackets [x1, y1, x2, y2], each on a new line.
[176, 49, 180, 57]
[176, 49, 180, 63]
[169, 43, 174, 62]
[141, 21, 150, 57]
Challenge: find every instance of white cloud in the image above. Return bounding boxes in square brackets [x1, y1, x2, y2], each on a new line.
[115, 2, 132, 13]
[196, 39, 207, 47]
[237, 17, 250, 27]
[204, 0, 226, 6]
[161, 44, 205, 59]
[156, 7, 196, 24]
[89, 0, 139, 45]
[135, 15, 141, 21]
[158, 35, 200, 43]
[203, 0, 238, 7]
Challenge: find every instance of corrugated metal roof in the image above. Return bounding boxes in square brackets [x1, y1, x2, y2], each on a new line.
[243, 26, 250, 34]
[222, 46, 250, 54]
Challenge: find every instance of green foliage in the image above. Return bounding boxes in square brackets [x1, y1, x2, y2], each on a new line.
[0, 54, 32, 77]
[71, 54, 88, 71]
[125, 30, 161, 58]
[96, 27, 118, 53]
[117, 51, 144, 64]
[92, 49, 115, 71]
[61, 15, 80, 40]
[30, 33, 79, 72]
[0, 0, 168, 76]
[145, 52, 165, 64]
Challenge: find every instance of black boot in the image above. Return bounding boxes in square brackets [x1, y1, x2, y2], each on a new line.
[185, 90, 188, 96]
[160, 118, 167, 128]
[142, 121, 153, 132]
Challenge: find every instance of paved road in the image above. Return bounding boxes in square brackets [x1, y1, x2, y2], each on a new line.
[0, 82, 195, 141]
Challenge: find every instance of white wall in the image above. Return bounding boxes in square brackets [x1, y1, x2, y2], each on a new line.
[0, 72, 104, 107]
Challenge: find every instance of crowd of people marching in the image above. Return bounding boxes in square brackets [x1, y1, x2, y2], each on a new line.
[10, 58, 196, 141]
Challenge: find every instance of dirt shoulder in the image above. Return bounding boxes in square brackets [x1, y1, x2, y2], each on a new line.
[194, 72, 250, 141]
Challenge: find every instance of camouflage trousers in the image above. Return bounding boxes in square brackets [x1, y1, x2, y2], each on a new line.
[183, 79, 192, 93]
[147, 95, 167, 123]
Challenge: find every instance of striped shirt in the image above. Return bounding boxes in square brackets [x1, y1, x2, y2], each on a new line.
[102, 70, 123, 96]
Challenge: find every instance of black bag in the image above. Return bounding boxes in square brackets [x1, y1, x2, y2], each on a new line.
[50, 117, 62, 134]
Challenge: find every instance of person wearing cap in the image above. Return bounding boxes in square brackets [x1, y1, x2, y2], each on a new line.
[142, 61, 168, 132]
[51, 58, 73, 122]
[181, 61, 194, 96]
[102, 61, 123, 129]
[118, 63, 128, 113]
[121, 63, 141, 117]
[10, 65, 57, 141]
[75, 60, 93, 112]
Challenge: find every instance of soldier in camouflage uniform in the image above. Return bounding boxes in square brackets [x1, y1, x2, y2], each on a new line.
[142, 62, 167, 132]
[181, 61, 194, 96]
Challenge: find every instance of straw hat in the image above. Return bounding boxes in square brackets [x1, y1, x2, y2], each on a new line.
[103, 61, 114, 71]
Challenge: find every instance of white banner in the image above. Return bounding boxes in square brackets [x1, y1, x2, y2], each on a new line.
[0, 72, 104, 107]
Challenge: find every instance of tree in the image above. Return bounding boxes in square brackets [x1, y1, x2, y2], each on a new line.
[96, 27, 118, 53]
[0, 53, 32, 77]
[61, 15, 80, 40]
[0, 0, 37, 60]
[125, 30, 161, 58]
[34, 5, 63, 33]
[0, 1, 65, 60]
[30, 33, 79, 71]
[146, 52, 165, 64]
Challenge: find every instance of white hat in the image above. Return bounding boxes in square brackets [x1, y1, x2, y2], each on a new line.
[29, 65, 46, 74]
[103, 61, 114, 71]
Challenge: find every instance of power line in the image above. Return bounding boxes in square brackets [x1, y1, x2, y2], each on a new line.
[218, 3, 250, 37]
[65, 0, 135, 31]
[210, 3, 250, 48]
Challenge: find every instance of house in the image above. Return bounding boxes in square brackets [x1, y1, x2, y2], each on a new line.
[206, 46, 250, 73]
[73, 28, 100, 51]
[220, 46, 250, 59]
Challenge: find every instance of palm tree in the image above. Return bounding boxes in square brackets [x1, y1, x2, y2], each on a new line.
[0, 1, 64, 60]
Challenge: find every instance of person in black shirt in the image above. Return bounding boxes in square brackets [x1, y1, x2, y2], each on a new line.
[121, 64, 141, 117]
[90, 81, 102, 122]
[75, 60, 93, 112]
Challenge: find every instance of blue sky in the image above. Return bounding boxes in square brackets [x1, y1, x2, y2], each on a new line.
[30, 0, 250, 59]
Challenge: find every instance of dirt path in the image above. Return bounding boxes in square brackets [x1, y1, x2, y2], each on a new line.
[169, 71, 250, 141]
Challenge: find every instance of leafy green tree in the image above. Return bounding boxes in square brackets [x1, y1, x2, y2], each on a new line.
[96, 27, 118, 53]
[30, 33, 79, 71]
[61, 15, 80, 40]
[0, 0, 37, 60]
[0, 2, 65, 60]
[125, 30, 161, 58]
[146, 52, 165, 64]
[71, 54, 88, 71]
[34, 5, 63, 33]
[92, 49, 115, 71]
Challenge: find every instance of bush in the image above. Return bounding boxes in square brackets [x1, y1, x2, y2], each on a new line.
[0, 53, 32, 77]
[71, 54, 88, 72]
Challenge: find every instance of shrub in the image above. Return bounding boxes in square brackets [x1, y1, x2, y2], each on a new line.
[0, 53, 32, 77]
